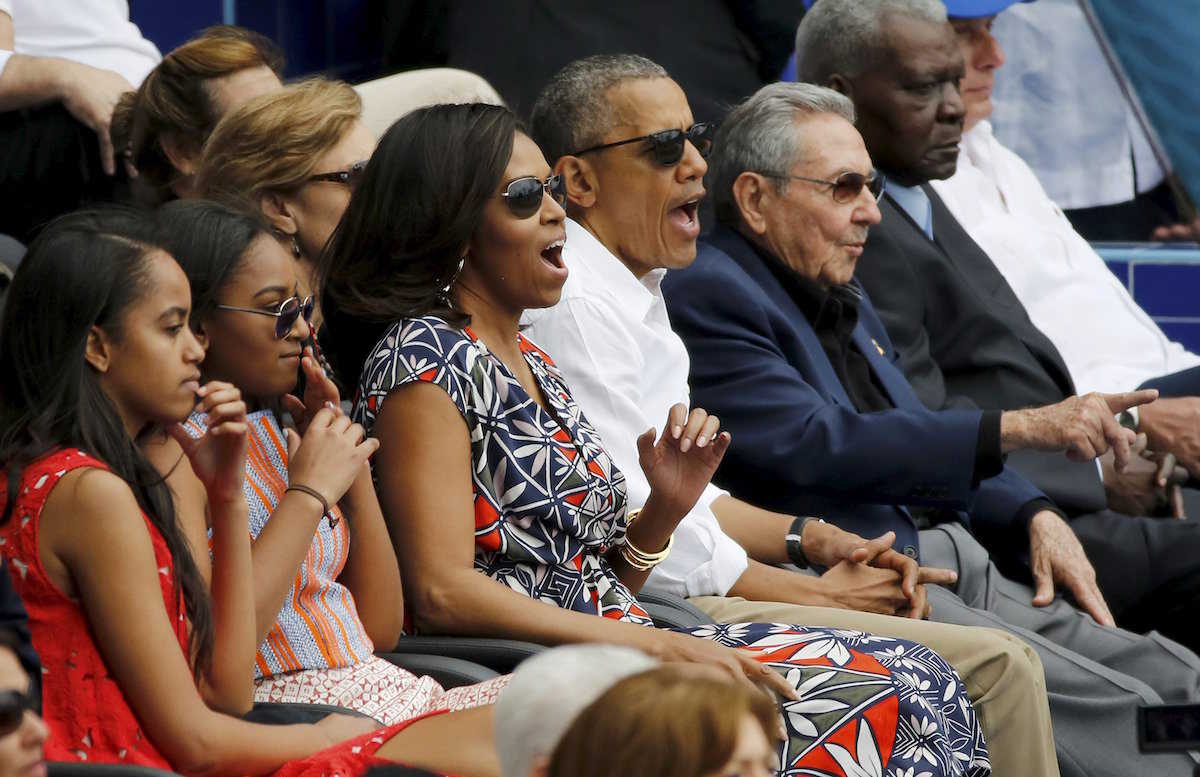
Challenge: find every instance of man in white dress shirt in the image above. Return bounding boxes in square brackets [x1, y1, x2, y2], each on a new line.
[0, 0, 160, 240]
[517, 56, 1089, 777]
[931, 0, 1200, 492]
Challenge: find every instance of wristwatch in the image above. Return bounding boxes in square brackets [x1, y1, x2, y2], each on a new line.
[785, 516, 822, 569]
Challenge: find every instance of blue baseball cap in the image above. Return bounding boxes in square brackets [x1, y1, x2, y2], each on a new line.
[942, 0, 1036, 19]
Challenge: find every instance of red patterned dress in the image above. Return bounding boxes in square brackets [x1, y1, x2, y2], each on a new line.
[0, 448, 426, 775]
[352, 317, 992, 777]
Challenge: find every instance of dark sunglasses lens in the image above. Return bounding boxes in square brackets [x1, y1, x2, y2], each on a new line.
[832, 174, 867, 203]
[649, 130, 687, 166]
[689, 123, 714, 158]
[0, 693, 24, 735]
[505, 178, 544, 218]
[275, 297, 301, 339]
[867, 174, 884, 201]
[301, 297, 315, 322]
[547, 175, 567, 206]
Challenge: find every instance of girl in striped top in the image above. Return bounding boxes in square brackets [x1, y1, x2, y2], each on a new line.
[147, 200, 508, 723]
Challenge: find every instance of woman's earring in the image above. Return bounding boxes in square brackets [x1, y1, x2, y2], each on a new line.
[291, 235, 302, 258]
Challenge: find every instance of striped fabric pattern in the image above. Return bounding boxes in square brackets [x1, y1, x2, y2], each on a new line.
[185, 409, 375, 678]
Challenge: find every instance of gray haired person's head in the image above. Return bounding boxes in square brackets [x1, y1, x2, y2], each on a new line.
[530, 54, 669, 165]
[494, 644, 659, 777]
[794, 0, 948, 85]
[710, 82, 856, 227]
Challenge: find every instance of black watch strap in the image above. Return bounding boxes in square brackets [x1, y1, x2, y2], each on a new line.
[785, 516, 819, 569]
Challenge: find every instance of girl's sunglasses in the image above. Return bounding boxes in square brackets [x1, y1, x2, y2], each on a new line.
[570, 122, 716, 167]
[501, 174, 567, 219]
[215, 295, 315, 340]
[0, 689, 36, 736]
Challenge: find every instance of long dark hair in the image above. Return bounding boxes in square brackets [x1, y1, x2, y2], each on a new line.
[0, 209, 215, 675]
[317, 102, 520, 386]
[156, 199, 271, 327]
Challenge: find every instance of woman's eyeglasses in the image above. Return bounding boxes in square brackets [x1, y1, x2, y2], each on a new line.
[764, 170, 885, 204]
[0, 688, 36, 736]
[307, 160, 368, 189]
[501, 174, 567, 219]
[570, 122, 715, 167]
[215, 295, 315, 340]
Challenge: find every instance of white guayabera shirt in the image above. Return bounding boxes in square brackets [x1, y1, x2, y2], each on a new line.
[0, 0, 161, 86]
[522, 218, 749, 599]
[931, 120, 1200, 395]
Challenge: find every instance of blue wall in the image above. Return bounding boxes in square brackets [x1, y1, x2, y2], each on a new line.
[129, 0, 377, 82]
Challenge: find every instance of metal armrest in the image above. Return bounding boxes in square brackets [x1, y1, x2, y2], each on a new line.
[49, 765, 183, 777]
[386, 637, 545, 673]
[375, 651, 500, 687]
[637, 591, 717, 629]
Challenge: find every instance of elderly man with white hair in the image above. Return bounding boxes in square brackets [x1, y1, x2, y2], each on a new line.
[662, 73, 1200, 776]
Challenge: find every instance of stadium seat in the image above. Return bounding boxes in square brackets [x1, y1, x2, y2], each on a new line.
[48, 763, 182, 777]
[376, 651, 500, 687]
[385, 637, 544, 674]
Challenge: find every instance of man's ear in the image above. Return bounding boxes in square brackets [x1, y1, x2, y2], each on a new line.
[827, 74, 854, 99]
[84, 325, 112, 374]
[259, 191, 298, 237]
[159, 135, 199, 177]
[731, 172, 772, 237]
[554, 155, 598, 211]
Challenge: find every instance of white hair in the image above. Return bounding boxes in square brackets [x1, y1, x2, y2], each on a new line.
[710, 82, 856, 226]
[494, 644, 659, 777]
[795, 0, 948, 84]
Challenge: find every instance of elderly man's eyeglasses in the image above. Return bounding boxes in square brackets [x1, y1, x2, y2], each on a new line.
[307, 160, 368, 189]
[570, 122, 715, 167]
[215, 295, 315, 340]
[501, 174, 567, 219]
[764, 170, 885, 204]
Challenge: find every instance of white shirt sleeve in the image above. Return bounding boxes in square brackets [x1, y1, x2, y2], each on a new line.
[525, 297, 749, 599]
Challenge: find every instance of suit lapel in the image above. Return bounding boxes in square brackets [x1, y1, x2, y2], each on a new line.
[709, 228, 857, 410]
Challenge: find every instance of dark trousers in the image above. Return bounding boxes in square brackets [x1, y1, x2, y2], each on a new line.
[1065, 180, 1182, 242]
[0, 103, 129, 244]
[1071, 509, 1200, 652]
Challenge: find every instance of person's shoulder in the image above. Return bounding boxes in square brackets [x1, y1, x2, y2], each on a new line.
[665, 233, 761, 300]
[364, 316, 478, 371]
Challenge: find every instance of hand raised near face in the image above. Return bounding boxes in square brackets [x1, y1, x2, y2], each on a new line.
[285, 405, 379, 512]
[636, 403, 731, 521]
[167, 382, 248, 508]
[281, 345, 342, 437]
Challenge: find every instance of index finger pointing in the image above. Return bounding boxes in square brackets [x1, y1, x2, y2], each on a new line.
[1103, 389, 1159, 414]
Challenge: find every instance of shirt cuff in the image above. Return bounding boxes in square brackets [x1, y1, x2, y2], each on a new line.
[643, 510, 749, 599]
[973, 410, 1004, 486]
[1015, 498, 1064, 530]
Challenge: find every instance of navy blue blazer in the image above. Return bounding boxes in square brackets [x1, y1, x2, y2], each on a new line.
[662, 225, 1046, 560]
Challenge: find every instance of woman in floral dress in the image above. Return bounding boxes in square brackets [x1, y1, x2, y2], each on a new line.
[320, 102, 992, 777]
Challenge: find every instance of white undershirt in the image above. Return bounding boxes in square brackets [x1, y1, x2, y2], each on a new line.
[0, 0, 160, 87]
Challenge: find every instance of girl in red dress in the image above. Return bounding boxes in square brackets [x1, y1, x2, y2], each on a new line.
[0, 209, 499, 776]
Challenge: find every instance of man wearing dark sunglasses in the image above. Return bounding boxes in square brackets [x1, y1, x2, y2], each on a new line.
[524, 57, 1072, 773]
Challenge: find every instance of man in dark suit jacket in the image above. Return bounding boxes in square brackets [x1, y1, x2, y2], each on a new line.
[793, 0, 1200, 648]
[663, 75, 1200, 777]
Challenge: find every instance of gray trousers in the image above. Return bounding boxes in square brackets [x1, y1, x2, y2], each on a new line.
[921, 523, 1200, 777]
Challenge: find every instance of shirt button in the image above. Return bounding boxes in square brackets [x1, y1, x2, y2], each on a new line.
[903, 545, 918, 558]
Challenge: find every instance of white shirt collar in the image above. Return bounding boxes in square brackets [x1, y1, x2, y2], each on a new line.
[562, 218, 663, 320]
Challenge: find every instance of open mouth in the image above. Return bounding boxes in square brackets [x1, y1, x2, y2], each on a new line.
[541, 238, 566, 270]
[668, 198, 702, 231]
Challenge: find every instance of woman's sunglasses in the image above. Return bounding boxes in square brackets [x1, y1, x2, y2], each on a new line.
[215, 295, 315, 340]
[0, 689, 36, 736]
[570, 122, 716, 167]
[765, 170, 885, 204]
[501, 174, 567, 219]
[307, 160, 369, 189]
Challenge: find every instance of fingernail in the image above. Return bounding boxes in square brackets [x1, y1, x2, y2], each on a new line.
[672, 425, 683, 439]
[680, 438, 691, 452]
[696, 435, 707, 448]
[325, 401, 336, 409]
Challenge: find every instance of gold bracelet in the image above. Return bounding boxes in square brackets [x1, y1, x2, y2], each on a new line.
[619, 533, 674, 570]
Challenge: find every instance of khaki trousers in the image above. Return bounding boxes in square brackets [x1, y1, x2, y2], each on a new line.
[689, 595, 1059, 777]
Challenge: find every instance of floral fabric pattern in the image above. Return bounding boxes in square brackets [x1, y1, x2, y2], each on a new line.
[353, 317, 990, 777]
